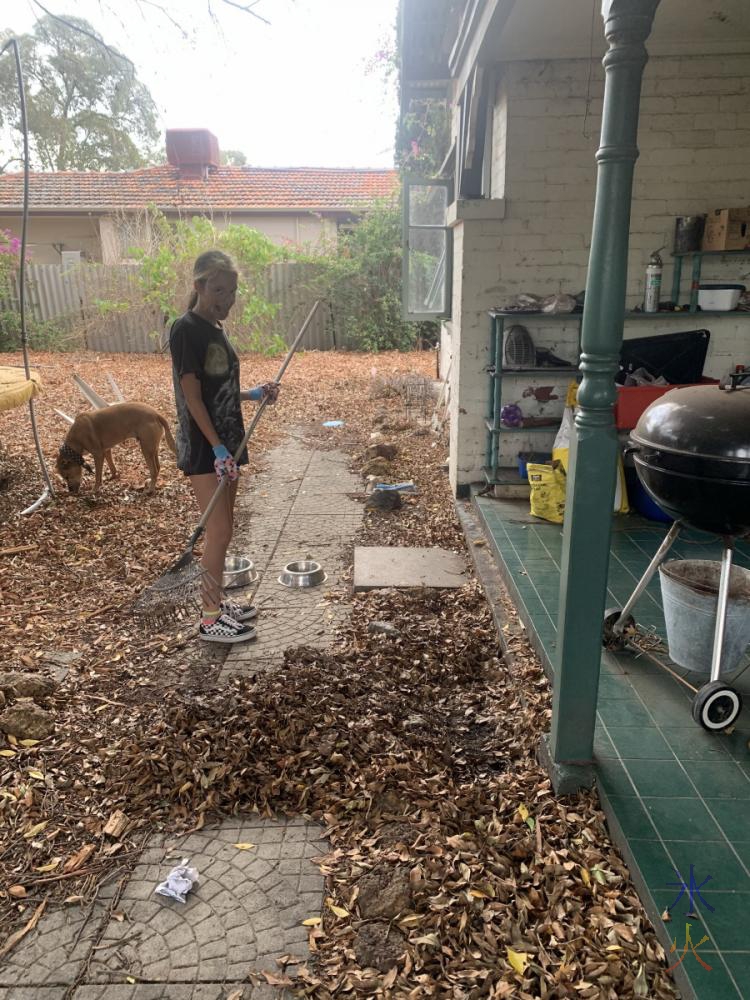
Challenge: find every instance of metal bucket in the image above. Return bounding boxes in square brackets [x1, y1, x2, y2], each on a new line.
[659, 559, 750, 674]
[673, 215, 706, 255]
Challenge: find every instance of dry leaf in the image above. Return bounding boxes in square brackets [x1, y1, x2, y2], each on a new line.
[326, 898, 349, 918]
[0, 900, 46, 959]
[633, 964, 649, 997]
[302, 917, 321, 927]
[35, 858, 61, 873]
[28, 770, 45, 781]
[232, 842, 256, 850]
[262, 971, 293, 986]
[64, 844, 95, 873]
[507, 947, 529, 975]
[23, 821, 48, 840]
[19, 740, 41, 747]
[8, 886, 26, 899]
[0, 750, 16, 758]
[382, 966, 398, 988]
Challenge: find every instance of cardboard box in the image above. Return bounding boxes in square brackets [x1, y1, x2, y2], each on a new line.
[702, 207, 750, 252]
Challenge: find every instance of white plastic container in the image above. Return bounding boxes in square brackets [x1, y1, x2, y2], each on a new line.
[697, 283, 745, 311]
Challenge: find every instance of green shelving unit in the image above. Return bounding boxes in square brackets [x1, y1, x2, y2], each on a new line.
[670, 247, 750, 311]
[485, 311, 581, 486]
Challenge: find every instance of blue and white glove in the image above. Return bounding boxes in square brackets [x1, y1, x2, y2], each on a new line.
[213, 444, 238, 482]
[246, 382, 280, 404]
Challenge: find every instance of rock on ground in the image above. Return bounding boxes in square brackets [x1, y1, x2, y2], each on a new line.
[361, 457, 391, 477]
[0, 698, 55, 739]
[0, 672, 58, 700]
[366, 442, 398, 461]
[364, 491, 402, 512]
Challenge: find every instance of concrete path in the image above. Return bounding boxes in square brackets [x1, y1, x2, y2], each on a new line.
[0, 430, 365, 1000]
[222, 432, 362, 680]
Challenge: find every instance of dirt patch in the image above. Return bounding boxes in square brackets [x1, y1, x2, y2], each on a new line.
[353, 922, 406, 973]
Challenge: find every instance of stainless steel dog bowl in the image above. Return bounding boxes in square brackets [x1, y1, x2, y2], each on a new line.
[223, 555, 258, 590]
[278, 560, 327, 588]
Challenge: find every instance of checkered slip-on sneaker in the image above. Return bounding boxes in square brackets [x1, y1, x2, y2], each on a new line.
[199, 613, 257, 644]
[221, 599, 258, 623]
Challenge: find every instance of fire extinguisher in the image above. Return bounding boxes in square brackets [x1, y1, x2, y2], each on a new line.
[644, 248, 663, 313]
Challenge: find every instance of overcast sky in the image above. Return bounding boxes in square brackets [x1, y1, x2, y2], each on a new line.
[9, 0, 399, 168]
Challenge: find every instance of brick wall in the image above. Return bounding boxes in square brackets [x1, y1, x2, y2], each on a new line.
[447, 52, 750, 489]
[500, 54, 750, 309]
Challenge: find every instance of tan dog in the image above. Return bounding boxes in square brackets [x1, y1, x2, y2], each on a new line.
[56, 402, 176, 495]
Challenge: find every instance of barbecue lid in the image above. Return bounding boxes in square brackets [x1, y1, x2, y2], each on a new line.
[631, 385, 750, 464]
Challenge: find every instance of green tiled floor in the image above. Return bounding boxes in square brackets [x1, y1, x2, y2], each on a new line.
[474, 494, 750, 1000]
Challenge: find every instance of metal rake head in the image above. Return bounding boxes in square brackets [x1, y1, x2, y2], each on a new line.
[133, 557, 206, 621]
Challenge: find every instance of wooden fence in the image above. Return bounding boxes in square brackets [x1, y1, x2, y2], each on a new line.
[0, 261, 335, 353]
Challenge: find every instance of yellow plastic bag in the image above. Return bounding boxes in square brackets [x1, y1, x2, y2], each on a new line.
[551, 382, 629, 515]
[528, 462, 567, 524]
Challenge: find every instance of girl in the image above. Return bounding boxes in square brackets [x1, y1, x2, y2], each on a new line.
[169, 249, 279, 643]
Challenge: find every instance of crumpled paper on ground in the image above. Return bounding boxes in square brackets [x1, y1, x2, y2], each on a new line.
[154, 859, 199, 903]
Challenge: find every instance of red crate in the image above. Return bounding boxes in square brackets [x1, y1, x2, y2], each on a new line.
[615, 379, 718, 429]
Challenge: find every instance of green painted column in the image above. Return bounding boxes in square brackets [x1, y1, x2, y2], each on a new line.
[541, 0, 661, 794]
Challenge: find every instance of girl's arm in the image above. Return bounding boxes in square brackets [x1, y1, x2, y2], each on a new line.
[180, 373, 221, 447]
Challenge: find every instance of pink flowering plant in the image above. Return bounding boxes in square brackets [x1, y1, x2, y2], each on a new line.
[0, 229, 25, 297]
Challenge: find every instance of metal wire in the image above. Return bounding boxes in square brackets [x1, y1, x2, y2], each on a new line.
[1, 37, 56, 511]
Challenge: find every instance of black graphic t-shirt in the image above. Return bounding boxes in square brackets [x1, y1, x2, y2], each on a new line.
[169, 310, 248, 476]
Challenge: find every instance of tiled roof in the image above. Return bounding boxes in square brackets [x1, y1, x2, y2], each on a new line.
[0, 165, 399, 213]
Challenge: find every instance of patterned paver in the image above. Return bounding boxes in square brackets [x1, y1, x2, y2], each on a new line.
[0, 990, 68, 1000]
[227, 604, 349, 674]
[0, 903, 109, 988]
[74, 987, 259, 999]
[87, 817, 325, 987]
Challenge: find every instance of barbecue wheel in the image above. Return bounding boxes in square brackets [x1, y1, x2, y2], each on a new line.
[691, 681, 742, 731]
[602, 607, 635, 649]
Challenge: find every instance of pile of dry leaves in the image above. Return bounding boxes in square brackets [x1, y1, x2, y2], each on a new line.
[0, 348, 678, 997]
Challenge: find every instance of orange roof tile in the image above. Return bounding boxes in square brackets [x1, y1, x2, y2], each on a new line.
[0, 165, 399, 213]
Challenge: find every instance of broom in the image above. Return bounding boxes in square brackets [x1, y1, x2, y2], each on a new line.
[135, 300, 321, 615]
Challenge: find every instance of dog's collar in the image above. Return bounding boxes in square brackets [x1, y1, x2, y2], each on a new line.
[59, 443, 94, 473]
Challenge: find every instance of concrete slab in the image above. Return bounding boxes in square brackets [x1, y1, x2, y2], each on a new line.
[353, 546, 467, 591]
[86, 817, 325, 987]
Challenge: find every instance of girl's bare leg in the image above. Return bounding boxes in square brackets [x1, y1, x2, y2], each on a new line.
[189, 474, 239, 613]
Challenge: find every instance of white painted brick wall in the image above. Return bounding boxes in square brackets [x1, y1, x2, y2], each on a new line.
[449, 52, 750, 488]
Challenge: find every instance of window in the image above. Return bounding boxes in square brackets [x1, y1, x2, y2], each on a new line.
[402, 178, 452, 321]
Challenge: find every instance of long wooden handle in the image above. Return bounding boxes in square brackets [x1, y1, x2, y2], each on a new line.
[186, 300, 321, 546]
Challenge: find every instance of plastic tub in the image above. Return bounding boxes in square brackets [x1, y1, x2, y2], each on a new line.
[624, 468, 672, 523]
[697, 283, 745, 311]
[659, 559, 750, 674]
[615, 378, 719, 429]
[518, 451, 552, 481]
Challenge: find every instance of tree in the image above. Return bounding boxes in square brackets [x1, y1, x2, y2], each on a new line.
[0, 14, 159, 171]
[221, 149, 248, 166]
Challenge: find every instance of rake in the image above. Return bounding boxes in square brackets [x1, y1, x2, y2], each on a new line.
[135, 300, 321, 617]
